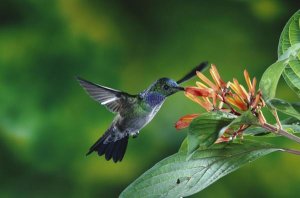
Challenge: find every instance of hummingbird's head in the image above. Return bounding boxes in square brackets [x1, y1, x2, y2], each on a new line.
[151, 78, 185, 97]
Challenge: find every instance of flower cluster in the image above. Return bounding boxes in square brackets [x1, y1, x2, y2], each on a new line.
[176, 65, 266, 141]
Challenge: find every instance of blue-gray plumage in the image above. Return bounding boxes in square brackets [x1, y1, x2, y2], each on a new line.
[77, 62, 208, 162]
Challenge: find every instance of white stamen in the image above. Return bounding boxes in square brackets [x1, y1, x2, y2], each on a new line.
[101, 97, 118, 105]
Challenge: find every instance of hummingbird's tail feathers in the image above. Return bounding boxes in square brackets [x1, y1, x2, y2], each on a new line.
[76, 76, 136, 113]
[104, 136, 129, 162]
[177, 61, 209, 84]
[86, 130, 129, 163]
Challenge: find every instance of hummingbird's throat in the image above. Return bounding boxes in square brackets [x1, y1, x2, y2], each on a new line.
[145, 93, 165, 108]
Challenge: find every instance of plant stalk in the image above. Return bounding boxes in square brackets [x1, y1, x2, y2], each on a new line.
[283, 148, 300, 156]
[262, 123, 300, 144]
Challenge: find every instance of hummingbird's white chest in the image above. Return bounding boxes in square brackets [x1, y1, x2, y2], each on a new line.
[147, 102, 164, 123]
[115, 92, 166, 137]
[117, 101, 164, 137]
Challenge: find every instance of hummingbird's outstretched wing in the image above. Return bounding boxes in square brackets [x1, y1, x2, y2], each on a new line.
[77, 77, 136, 113]
[177, 61, 208, 84]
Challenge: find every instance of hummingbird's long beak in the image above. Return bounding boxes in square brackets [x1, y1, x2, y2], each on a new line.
[176, 61, 208, 84]
[176, 86, 185, 91]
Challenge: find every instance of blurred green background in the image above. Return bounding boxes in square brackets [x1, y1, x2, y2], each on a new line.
[1, 0, 300, 197]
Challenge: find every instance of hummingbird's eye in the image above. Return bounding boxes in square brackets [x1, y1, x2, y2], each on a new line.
[163, 84, 169, 90]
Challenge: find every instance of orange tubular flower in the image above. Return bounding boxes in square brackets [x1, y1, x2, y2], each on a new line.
[184, 92, 214, 111]
[184, 66, 228, 111]
[252, 77, 257, 95]
[176, 64, 266, 142]
[175, 114, 199, 130]
[183, 65, 265, 114]
[244, 70, 253, 95]
[210, 64, 227, 89]
[196, 81, 208, 88]
[226, 94, 248, 111]
[196, 71, 218, 91]
[230, 79, 249, 102]
[185, 87, 212, 97]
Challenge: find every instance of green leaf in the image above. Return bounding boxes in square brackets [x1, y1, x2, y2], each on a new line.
[120, 140, 282, 198]
[179, 138, 188, 152]
[294, 103, 300, 111]
[282, 56, 300, 98]
[281, 117, 300, 125]
[259, 60, 288, 100]
[278, 10, 300, 56]
[278, 43, 300, 61]
[282, 65, 300, 97]
[276, 10, 300, 97]
[224, 110, 259, 129]
[217, 110, 259, 139]
[289, 59, 300, 76]
[187, 111, 236, 154]
[268, 98, 300, 120]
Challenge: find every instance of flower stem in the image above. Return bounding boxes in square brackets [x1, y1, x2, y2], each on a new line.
[272, 109, 282, 129]
[262, 123, 300, 144]
[283, 148, 300, 156]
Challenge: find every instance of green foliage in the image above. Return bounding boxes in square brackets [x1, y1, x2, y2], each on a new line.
[268, 99, 300, 120]
[187, 111, 260, 156]
[121, 140, 281, 198]
[225, 110, 260, 128]
[259, 59, 288, 100]
[261, 10, 300, 100]
[278, 10, 300, 98]
[278, 10, 300, 56]
[282, 64, 300, 97]
[187, 111, 236, 154]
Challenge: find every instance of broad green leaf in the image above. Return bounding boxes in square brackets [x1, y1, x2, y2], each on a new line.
[278, 43, 300, 61]
[292, 102, 300, 112]
[268, 98, 300, 120]
[281, 118, 300, 134]
[187, 111, 236, 154]
[218, 110, 259, 140]
[282, 58, 300, 98]
[289, 59, 300, 76]
[179, 138, 188, 152]
[281, 117, 300, 125]
[120, 140, 282, 198]
[282, 65, 300, 97]
[276, 10, 300, 97]
[259, 60, 288, 100]
[278, 10, 300, 56]
[288, 11, 300, 45]
[230, 110, 259, 125]
[278, 23, 290, 56]
[222, 110, 259, 131]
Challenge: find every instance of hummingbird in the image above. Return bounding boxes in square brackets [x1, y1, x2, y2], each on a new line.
[77, 62, 208, 163]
